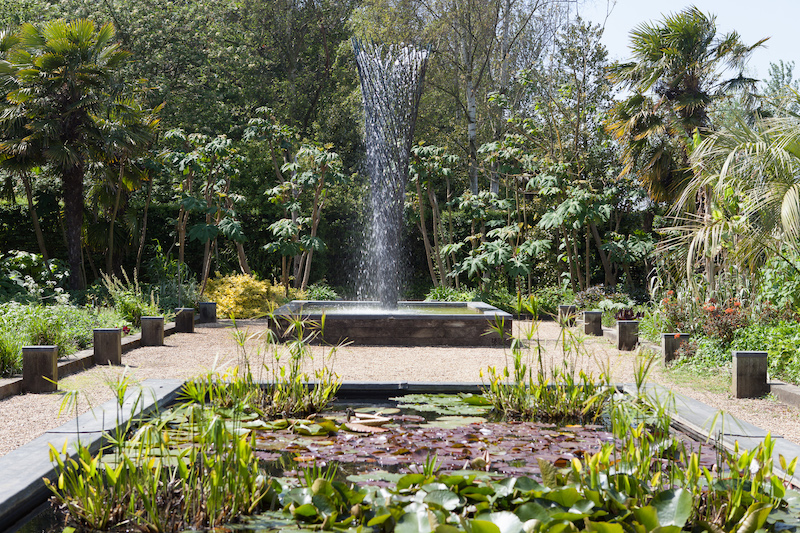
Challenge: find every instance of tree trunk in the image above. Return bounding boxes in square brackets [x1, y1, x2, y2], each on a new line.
[135, 177, 153, 274]
[62, 163, 86, 290]
[590, 222, 614, 287]
[300, 179, 326, 291]
[21, 173, 49, 266]
[416, 179, 438, 286]
[177, 170, 193, 265]
[106, 162, 125, 275]
[428, 188, 448, 286]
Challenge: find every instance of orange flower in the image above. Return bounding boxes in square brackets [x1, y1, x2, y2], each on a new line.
[733, 301, 741, 307]
[724, 308, 735, 314]
[674, 333, 681, 339]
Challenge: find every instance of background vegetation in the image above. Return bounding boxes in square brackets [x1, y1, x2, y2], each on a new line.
[2, 1, 800, 385]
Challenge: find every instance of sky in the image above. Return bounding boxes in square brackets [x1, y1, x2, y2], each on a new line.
[576, 0, 800, 85]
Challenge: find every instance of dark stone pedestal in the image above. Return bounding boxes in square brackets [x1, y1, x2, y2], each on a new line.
[732, 351, 769, 398]
[22, 345, 58, 393]
[175, 308, 195, 333]
[93, 328, 122, 365]
[583, 311, 602, 336]
[617, 320, 639, 351]
[662, 333, 690, 364]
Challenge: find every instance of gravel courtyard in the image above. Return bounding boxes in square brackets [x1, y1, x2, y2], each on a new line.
[0, 319, 797, 456]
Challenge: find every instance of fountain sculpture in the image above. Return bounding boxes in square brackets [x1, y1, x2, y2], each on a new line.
[274, 41, 511, 346]
[353, 40, 428, 308]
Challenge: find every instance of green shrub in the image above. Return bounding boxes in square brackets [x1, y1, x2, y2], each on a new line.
[0, 303, 129, 375]
[306, 282, 341, 301]
[574, 285, 633, 310]
[424, 286, 478, 302]
[101, 271, 161, 327]
[532, 284, 574, 317]
[0, 330, 21, 377]
[204, 274, 304, 319]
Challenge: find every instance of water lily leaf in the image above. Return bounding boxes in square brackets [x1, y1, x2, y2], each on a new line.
[311, 494, 336, 517]
[293, 423, 332, 436]
[354, 407, 401, 415]
[547, 487, 581, 509]
[398, 473, 427, 490]
[344, 422, 390, 433]
[475, 512, 523, 533]
[584, 521, 624, 533]
[241, 419, 271, 429]
[425, 416, 487, 429]
[462, 394, 491, 406]
[652, 489, 692, 528]
[346, 471, 404, 484]
[396, 508, 435, 533]
[515, 476, 545, 493]
[466, 519, 502, 533]
[515, 502, 551, 523]
[424, 490, 463, 511]
[292, 503, 319, 518]
[633, 505, 660, 530]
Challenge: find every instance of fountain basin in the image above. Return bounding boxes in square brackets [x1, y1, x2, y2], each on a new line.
[273, 300, 512, 346]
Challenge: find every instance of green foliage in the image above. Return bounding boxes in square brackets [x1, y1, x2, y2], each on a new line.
[0, 303, 128, 375]
[532, 284, 575, 317]
[424, 286, 479, 302]
[0, 250, 69, 303]
[101, 271, 161, 328]
[482, 309, 609, 424]
[574, 285, 633, 310]
[143, 241, 200, 311]
[306, 282, 341, 301]
[0, 329, 21, 377]
[756, 254, 800, 310]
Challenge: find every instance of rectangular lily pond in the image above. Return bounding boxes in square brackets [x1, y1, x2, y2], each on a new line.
[15, 383, 799, 533]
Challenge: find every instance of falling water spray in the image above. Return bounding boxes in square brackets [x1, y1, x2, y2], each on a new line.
[353, 40, 429, 308]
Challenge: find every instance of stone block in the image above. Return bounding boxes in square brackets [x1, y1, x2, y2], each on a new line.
[617, 320, 639, 351]
[175, 308, 195, 333]
[583, 310, 602, 336]
[558, 305, 577, 326]
[199, 301, 217, 323]
[93, 328, 122, 365]
[141, 316, 165, 346]
[22, 346, 58, 393]
[732, 351, 769, 398]
[662, 333, 690, 364]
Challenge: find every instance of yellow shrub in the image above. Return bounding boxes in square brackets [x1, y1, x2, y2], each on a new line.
[204, 274, 305, 319]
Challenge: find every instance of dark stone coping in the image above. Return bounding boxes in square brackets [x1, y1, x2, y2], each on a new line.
[621, 382, 800, 487]
[0, 379, 185, 532]
[3, 377, 800, 531]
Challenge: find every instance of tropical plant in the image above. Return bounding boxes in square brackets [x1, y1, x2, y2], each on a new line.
[0, 19, 157, 289]
[607, 6, 765, 203]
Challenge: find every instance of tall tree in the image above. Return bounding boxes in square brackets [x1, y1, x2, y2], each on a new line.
[0, 19, 154, 289]
[606, 6, 766, 203]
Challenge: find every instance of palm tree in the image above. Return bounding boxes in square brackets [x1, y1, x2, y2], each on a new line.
[606, 6, 766, 203]
[0, 19, 151, 289]
[671, 109, 800, 284]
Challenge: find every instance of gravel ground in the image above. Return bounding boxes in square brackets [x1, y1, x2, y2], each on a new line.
[0, 319, 798, 456]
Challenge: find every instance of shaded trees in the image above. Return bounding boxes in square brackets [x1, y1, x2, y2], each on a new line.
[0, 19, 156, 289]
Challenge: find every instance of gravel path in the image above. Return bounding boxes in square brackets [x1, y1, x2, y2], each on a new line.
[0, 319, 798, 456]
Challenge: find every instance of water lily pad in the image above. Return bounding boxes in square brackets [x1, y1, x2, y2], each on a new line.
[424, 416, 487, 429]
